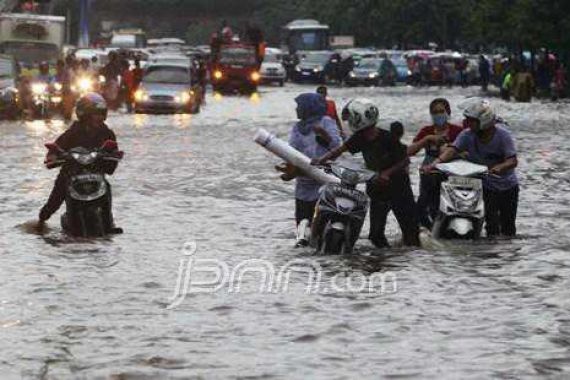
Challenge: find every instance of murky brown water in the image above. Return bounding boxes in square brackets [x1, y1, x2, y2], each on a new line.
[1, 84, 570, 379]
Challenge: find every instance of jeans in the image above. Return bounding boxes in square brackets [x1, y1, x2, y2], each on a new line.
[483, 185, 519, 237]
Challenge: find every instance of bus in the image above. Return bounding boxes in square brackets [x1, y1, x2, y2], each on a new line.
[281, 19, 330, 54]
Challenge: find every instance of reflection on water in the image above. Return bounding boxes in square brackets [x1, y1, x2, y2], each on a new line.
[1, 85, 570, 378]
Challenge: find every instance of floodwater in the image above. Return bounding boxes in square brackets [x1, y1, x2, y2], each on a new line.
[1, 84, 570, 379]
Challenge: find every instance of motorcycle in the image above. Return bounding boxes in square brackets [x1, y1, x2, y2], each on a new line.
[72, 74, 102, 97]
[431, 160, 488, 239]
[309, 163, 375, 255]
[45, 141, 124, 237]
[48, 82, 65, 116]
[30, 81, 50, 119]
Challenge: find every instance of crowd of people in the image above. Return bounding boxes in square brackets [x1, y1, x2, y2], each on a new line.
[280, 87, 520, 248]
[17, 50, 145, 119]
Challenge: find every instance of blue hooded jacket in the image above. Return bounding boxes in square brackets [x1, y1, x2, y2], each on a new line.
[289, 93, 341, 201]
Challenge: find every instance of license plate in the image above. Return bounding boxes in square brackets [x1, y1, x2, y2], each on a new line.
[448, 176, 481, 188]
[302, 72, 311, 76]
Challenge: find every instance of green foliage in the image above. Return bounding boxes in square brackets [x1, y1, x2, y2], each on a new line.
[89, 0, 570, 52]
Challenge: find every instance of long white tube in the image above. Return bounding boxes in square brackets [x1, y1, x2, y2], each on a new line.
[254, 128, 340, 185]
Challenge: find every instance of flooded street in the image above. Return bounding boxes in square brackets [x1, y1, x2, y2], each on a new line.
[2, 84, 570, 379]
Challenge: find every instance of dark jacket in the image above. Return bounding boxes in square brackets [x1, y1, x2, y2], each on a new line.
[39, 122, 118, 221]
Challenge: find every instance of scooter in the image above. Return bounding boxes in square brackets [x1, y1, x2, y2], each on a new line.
[431, 160, 488, 239]
[45, 141, 124, 237]
[309, 163, 375, 255]
[30, 81, 50, 119]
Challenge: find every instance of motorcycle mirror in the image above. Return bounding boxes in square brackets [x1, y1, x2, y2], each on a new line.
[101, 140, 118, 151]
[45, 142, 61, 152]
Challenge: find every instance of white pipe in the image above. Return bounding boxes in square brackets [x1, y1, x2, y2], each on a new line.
[254, 128, 340, 185]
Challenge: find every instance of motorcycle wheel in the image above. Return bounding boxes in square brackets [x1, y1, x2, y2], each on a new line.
[324, 229, 345, 255]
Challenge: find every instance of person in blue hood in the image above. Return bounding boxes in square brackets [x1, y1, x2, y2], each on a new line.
[276, 93, 342, 246]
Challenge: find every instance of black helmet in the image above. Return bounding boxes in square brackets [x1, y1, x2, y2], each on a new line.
[76, 93, 108, 120]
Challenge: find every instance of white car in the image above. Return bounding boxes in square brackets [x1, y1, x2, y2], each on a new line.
[260, 48, 286, 86]
[147, 53, 190, 67]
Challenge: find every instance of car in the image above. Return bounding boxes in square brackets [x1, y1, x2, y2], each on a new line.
[465, 56, 481, 85]
[260, 48, 286, 86]
[393, 57, 412, 83]
[0, 55, 20, 119]
[134, 63, 200, 114]
[292, 51, 335, 83]
[147, 53, 190, 67]
[345, 58, 397, 86]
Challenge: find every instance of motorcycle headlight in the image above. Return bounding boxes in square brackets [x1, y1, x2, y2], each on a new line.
[99, 75, 106, 83]
[213, 70, 223, 80]
[77, 77, 93, 92]
[72, 152, 98, 165]
[53, 82, 63, 91]
[451, 189, 479, 212]
[32, 83, 47, 95]
[336, 197, 356, 213]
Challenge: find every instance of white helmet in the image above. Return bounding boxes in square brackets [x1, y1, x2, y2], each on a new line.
[461, 98, 495, 130]
[342, 98, 379, 133]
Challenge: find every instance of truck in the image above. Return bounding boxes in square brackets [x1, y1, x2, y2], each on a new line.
[210, 40, 263, 94]
[110, 28, 147, 49]
[0, 13, 65, 67]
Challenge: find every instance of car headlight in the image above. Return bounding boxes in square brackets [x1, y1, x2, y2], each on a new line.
[349, 72, 356, 78]
[134, 89, 148, 102]
[32, 83, 47, 95]
[251, 71, 260, 82]
[313, 65, 323, 73]
[53, 82, 63, 91]
[176, 92, 192, 103]
[295, 66, 301, 72]
[369, 72, 379, 78]
[213, 70, 223, 80]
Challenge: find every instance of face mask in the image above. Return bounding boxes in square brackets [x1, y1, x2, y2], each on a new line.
[432, 114, 448, 127]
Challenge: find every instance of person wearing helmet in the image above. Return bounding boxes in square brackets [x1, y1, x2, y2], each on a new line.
[276, 93, 342, 246]
[409, 98, 464, 229]
[316, 85, 345, 139]
[424, 98, 519, 237]
[36, 61, 52, 82]
[38, 93, 119, 226]
[312, 98, 420, 248]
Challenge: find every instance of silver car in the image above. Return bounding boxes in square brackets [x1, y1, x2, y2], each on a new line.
[134, 63, 200, 114]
